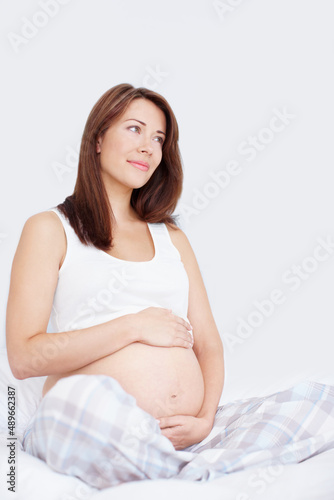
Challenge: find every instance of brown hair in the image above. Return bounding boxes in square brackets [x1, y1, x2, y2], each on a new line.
[56, 83, 184, 250]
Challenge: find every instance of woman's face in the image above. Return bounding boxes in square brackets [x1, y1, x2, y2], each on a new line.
[96, 98, 167, 189]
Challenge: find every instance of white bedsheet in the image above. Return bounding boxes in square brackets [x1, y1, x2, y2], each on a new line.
[1, 347, 334, 498]
[1, 440, 333, 500]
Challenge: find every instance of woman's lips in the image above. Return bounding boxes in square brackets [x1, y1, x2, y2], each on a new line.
[128, 161, 149, 171]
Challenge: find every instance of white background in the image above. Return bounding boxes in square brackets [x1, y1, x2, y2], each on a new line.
[1, 0, 333, 403]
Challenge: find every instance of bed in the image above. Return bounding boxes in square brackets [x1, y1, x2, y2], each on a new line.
[1, 347, 334, 500]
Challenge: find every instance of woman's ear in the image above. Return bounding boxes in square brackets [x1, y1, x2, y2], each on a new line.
[96, 136, 102, 154]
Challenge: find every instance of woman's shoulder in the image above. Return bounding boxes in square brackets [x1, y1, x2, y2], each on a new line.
[164, 222, 192, 260]
[23, 210, 64, 235]
[11, 210, 66, 276]
[21, 210, 66, 254]
[165, 221, 188, 238]
[165, 221, 183, 240]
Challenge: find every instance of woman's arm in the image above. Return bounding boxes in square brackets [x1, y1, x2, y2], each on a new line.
[6, 212, 136, 380]
[181, 233, 225, 427]
[194, 348, 225, 426]
[158, 225, 225, 449]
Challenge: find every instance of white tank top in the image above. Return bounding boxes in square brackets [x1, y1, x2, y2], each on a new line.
[47, 207, 190, 333]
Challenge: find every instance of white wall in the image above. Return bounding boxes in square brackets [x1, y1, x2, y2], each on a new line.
[1, 0, 333, 402]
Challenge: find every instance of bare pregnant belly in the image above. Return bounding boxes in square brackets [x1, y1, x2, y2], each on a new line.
[42, 343, 205, 419]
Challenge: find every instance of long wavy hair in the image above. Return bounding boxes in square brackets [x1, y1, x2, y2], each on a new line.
[56, 83, 184, 250]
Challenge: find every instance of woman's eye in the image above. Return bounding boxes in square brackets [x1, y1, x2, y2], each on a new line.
[129, 126, 140, 133]
[128, 126, 164, 145]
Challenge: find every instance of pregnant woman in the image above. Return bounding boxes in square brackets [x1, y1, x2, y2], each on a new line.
[6, 83, 225, 487]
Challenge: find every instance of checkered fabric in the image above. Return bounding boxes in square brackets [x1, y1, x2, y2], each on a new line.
[22, 375, 334, 489]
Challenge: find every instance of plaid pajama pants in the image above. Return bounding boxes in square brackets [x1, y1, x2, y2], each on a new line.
[22, 374, 334, 489]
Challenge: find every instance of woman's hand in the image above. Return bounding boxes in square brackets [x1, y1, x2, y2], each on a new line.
[158, 415, 212, 450]
[131, 307, 194, 349]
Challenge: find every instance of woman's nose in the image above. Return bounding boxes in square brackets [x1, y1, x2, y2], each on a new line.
[138, 136, 153, 155]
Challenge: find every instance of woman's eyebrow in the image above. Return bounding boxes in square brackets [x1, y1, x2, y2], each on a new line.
[124, 118, 166, 136]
